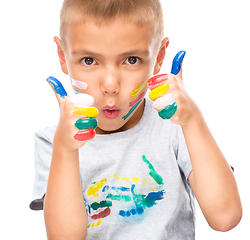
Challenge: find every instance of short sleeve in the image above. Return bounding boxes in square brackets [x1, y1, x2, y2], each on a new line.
[29, 127, 55, 210]
[176, 126, 192, 180]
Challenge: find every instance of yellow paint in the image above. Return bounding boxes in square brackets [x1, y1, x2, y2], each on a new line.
[95, 219, 102, 227]
[73, 106, 98, 117]
[87, 178, 107, 197]
[112, 174, 120, 180]
[149, 84, 169, 101]
[111, 174, 141, 183]
[91, 223, 95, 228]
[130, 81, 147, 100]
[122, 177, 130, 181]
[131, 177, 140, 182]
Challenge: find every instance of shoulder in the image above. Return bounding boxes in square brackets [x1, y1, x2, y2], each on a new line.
[34, 126, 56, 144]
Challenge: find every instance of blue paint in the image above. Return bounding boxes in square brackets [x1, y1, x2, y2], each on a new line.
[146, 191, 164, 201]
[119, 210, 126, 217]
[126, 210, 131, 217]
[171, 51, 186, 75]
[102, 185, 130, 193]
[46, 76, 68, 99]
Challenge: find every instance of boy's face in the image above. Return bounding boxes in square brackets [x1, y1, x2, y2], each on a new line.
[57, 18, 167, 134]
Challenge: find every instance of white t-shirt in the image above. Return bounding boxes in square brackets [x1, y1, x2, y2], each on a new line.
[31, 97, 195, 240]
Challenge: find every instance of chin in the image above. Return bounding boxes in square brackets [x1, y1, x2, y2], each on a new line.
[96, 122, 124, 134]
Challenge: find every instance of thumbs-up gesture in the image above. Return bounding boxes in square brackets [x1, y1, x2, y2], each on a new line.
[148, 51, 199, 126]
[46, 76, 98, 151]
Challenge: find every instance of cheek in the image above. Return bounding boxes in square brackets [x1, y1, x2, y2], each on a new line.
[128, 80, 147, 107]
[122, 80, 148, 120]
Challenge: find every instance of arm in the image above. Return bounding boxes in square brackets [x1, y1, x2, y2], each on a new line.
[148, 51, 242, 231]
[44, 142, 87, 239]
[44, 77, 98, 239]
[183, 107, 242, 231]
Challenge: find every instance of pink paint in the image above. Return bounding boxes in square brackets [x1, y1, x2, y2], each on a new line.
[152, 93, 175, 111]
[147, 74, 168, 90]
[129, 92, 146, 107]
[71, 78, 88, 90]
[68, 94, 94, 107]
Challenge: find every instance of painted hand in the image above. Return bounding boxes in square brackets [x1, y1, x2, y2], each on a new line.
[148, 51, 200, 126]
[46, 76, 98, 151]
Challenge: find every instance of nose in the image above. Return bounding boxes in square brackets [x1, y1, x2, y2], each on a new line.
[101, 68, 120, 96]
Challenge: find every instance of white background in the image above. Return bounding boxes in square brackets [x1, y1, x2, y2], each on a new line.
[0, 0, 249, 239]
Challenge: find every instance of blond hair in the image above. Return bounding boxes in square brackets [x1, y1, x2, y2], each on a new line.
[60, 0, 164, 48]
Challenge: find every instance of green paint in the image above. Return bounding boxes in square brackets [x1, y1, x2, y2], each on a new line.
[158, 102, 177, 120]
[122, 99, 142, 120]
[90, 200, 112, 210]
[142, 155, 164, 185]
[73, 89, 81, 94]
[75, 118, 98, 130]
[106, 193, 132, 202]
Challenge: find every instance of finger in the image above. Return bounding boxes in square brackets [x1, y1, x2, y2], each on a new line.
[152, 93, 175, 111]
[147, 74, 168, 90]
[74, 129, 96, 141]
[68, 94, 99, 118]
[46, 76, 68, 105]
[170, 50, 186, 79]
[148, 83, 169, 101]
[75, 118, 98, 130]
[158, 102, 177, 119]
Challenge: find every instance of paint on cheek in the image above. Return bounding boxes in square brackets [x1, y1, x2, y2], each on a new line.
[129, 92, 146, 107]
[130, 80, 147, 100]
[122, 99, 142, 120]
[71, 78, 88, 90]
[122, 80, 147, 120]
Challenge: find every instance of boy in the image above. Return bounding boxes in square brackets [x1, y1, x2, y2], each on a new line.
[30, 0, 242, 239]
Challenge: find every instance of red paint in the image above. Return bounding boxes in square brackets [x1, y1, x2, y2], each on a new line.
[74, 129, 95, 141]
[147, 74, 168, 90]
[129, 92, 146, 107]
[90, 207, 111, 220]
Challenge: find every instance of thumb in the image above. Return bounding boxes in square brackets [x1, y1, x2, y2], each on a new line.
[46, 76, 68, 105]
[170, 50, 186, 79]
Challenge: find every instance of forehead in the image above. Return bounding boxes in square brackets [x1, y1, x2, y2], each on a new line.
[64, 18, 159, 56]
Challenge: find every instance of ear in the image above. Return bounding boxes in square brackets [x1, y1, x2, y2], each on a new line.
[54, 36, 69, 75]
[153, 37, 169, 75]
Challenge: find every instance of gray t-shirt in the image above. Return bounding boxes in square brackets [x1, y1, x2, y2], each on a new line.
[31, 97, 195, 239]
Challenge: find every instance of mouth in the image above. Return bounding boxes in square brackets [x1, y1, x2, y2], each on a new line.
[102, 105, 120, 119]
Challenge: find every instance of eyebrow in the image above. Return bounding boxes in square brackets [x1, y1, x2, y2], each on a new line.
[71, 49, 150, 57]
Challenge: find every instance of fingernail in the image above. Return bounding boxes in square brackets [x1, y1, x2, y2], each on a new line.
[171, 51, 186, 75]
[46, 76, 68, 99]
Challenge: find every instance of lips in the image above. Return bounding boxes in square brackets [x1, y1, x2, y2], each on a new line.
[102, 106, 120, 119]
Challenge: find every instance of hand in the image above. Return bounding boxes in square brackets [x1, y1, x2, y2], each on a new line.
[148, 51, 200, 126]
[46, 76, 98, 151]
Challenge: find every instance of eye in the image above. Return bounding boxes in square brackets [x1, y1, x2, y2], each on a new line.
[124, 56, 141, 65]
[81, 57, 97, 66]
